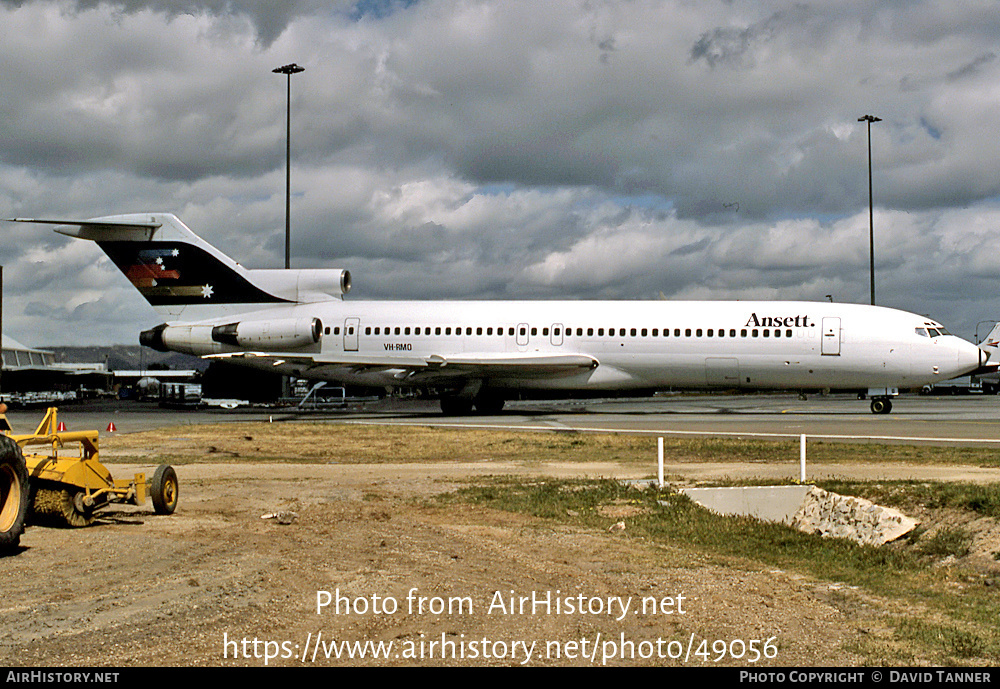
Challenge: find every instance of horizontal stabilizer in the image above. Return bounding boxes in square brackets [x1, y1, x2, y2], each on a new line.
[8, 217, 161, 234]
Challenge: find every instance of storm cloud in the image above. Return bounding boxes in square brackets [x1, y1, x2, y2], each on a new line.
[2, 0, 1000, 345]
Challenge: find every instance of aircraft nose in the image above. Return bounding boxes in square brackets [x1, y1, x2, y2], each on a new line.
[956, 339, 982, 374]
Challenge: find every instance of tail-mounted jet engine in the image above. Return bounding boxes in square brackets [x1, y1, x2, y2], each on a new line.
[141, 317, 323, 354]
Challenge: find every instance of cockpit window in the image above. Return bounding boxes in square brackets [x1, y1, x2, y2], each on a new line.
[915, 327, 929, 337]
[937, 327, 950, 336]
[928, 328, 941, 337]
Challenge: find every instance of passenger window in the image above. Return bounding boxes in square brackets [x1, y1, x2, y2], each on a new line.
[630, 328, 637, 337]
[730, 329, 736, 337]
[707, 329, 714, 337]
[598, 328, 604, 336]
[477, 327, 483, 335]
[619, 328, 626, 337]
[365, 327, 371, 335]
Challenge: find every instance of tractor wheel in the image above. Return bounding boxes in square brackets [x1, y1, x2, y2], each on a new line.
[0, 436, 29, 551]
[151, 464, 179, 515]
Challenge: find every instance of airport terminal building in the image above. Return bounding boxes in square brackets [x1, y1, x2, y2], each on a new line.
[1, 334, 111, 395]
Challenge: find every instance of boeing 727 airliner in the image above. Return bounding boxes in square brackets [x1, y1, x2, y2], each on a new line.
[8, 213, 993, 414]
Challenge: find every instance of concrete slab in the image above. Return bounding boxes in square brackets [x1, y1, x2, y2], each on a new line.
[679, 485, 811, 524]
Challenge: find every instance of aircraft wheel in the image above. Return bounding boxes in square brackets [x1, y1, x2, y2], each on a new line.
[440, 396, 474, 416]
[870, 398, 893, 414]
[0, 436, 29, 551]
[151, 464, 179, 515]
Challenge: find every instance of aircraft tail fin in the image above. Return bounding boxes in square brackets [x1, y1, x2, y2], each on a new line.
[979, 322, 1000, 356]
[8, 213, 350, 320]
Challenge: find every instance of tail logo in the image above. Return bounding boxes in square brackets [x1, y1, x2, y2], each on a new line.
[121, 247, 216, 300]
[99, 241, 287, 306]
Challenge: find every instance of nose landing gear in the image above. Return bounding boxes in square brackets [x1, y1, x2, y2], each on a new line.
[867, 387, 898, 414]
[870, 397, 893, 414]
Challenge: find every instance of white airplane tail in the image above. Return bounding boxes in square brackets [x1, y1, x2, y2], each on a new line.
[9, 213, 351, 321]
[978, 322, 1000, 357]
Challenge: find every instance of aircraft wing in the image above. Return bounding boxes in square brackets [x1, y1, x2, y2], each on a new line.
[205, 351, 599, 380]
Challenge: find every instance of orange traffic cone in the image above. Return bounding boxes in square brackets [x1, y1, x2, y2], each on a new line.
[106, 422, 117, 432]
[57, 421, 67, 431]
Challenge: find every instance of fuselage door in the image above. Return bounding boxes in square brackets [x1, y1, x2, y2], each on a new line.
[821, 317, 841, 356]
[551, 323, 564, 346]
[516, 322, 529, 347]
[344, 317, 360, 352]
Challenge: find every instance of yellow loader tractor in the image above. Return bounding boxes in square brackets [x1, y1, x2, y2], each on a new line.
[1, 406, 177, 550]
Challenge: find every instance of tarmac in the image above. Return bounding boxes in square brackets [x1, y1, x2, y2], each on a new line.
[7, 391, 1000, 447]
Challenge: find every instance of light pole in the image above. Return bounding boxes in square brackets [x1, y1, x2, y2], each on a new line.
[273, 63, 305, 269]
[858, 114, 881, 305]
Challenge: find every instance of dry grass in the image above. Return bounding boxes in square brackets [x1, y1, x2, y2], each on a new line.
[97, 419, 1000, 467]
[99, 422, 652, 464]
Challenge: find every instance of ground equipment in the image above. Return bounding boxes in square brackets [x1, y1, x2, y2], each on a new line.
[3, 407, 178, 529]
[0, 405, 29, 550]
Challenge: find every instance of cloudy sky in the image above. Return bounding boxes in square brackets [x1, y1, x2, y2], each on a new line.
[3, 0, 1000, 346]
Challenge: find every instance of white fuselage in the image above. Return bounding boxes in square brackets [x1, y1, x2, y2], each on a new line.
[168, 299, 983, 394]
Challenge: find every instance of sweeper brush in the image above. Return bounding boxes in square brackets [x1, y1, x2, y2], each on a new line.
[3, 407, 178, 530]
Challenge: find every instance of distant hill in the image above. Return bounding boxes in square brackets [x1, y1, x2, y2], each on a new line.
[49, 346, 208, 372]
